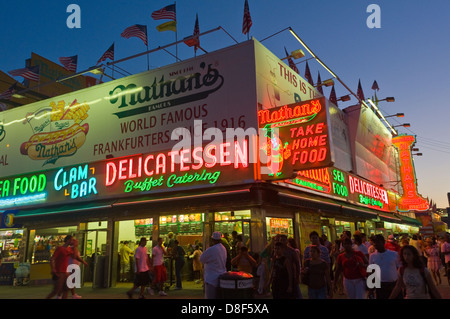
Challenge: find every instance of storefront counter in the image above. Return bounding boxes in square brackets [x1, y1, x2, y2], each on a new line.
[30, 262, 52, 284]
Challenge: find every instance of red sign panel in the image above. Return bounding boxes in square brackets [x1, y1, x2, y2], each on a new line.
[392, 134, 429, 212]
[258, 97, 333, 179]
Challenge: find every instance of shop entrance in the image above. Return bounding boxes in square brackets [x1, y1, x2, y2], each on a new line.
[214, 210, 252, 252]
[80, 222, 108, 288]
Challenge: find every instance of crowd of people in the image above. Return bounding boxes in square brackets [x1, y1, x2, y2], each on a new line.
[46, 230, 450, 300]
[200, 230, 450, 300]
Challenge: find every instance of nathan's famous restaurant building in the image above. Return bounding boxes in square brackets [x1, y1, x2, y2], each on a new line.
[0, 39, 427, 287]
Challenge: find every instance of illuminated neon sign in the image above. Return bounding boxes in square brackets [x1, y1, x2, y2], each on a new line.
[0, 174, 47, 208]
[286, 167, 391, 211]
[258, 97, 333, 179]
[392, 134, 429, 212]
[104, 140, 249, 194]
[54, 164, 98, 199]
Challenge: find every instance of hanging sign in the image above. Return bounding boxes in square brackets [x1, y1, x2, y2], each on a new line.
[258, 97, 333, 180]
[392, 134, 429, 212]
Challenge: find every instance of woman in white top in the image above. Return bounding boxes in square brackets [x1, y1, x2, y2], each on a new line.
[389, 245, 441, 299]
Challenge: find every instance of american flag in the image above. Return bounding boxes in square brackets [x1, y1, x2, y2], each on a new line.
[242, 0, 252, 35]
[59, 55, 78, 72]
[329, 85, 337, 106]
[121, 24, 148, 46]
[0, 83, 17, 100]
[193, 14, 200, 53]
[357, 79, 365, 101]
[8, 66, 40, 82]
[304, 61, 314, 86]
[97, 43, 115, 65]
[151, 4, 176, 21]
[316, 71, 324, 95]
[284, 47, 299, 74]
[371, 80, 379, 91]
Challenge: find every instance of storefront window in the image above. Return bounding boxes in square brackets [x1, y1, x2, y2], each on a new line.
[0, 229, 24, 262]
[215, 210, 251, 236]
[266, 217, 293, 238]
[31, 226, 78, 264]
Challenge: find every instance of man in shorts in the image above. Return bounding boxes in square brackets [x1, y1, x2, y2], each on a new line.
[126, 237, 150, 299]
[152, 237, 168, 296]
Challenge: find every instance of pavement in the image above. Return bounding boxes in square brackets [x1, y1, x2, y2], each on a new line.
[0, 279, 449, 300]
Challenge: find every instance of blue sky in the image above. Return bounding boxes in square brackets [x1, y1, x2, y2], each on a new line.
[1, 0, 450, 208]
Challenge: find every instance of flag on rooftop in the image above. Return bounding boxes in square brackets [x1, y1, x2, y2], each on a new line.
[0, 82, 17, 100]
[151, 4, 176, 21]
[357, 79, 365, 101]
[193, 14, 200, 53]
[316, 71, 324, 95]
[8, 66, 40, 82]
[329, 85, 337, 106]
[97, 43, 114, 65]
[121, 24, 148, 46]
[284, 47, 299, 74]
[242, 0, 252, 35]
[156, 20, 177, 32]
[304, 61, 314, 86]
[372, 80, 379, 91]
[59, 55, 78, 72]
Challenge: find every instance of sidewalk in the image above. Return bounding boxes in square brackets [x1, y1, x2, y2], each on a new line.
[0, 280, 449, 299]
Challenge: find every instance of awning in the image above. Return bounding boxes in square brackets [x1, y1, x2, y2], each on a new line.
[113, 187, 252, 207]
[278, 189, 382, 220]
[377, 212, 403, 223]
[13, 199, 116, 219]
[396, 214, 422, 227]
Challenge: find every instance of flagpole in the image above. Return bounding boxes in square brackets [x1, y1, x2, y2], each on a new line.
[147, 42, 150, 71]
[108, 27, 221, 66]
[175, 1, 178, 62]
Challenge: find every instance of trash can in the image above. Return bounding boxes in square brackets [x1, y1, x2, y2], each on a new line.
[219, 271, 254, 299]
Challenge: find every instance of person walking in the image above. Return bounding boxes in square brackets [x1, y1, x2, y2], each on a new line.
[119, 241, 133, 282]
[190, 245, 203, 284]
[442, 233, 450, 285]
[46, 235, 83, 299]
[389, 245, 442, 299]
[152, 237, 168, 296]
[334, 238, 368, 299]
[200, 231, 227, 299]
[302, 245, 332, 299]
[172, 240, 186, 290]
[67, 238, 88, 299]
[368, 234, 401, 299]
[303, 231, 331, 265]
[385, 235, 401, 253]
[270, 242, 297, 299]
[424, 237, 442, 285]
[126, 237, 151, 299]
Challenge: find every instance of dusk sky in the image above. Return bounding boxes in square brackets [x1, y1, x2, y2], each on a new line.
[1, 1, 449, 208]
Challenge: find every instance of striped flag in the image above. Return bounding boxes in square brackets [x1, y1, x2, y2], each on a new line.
[357, 79, 365, 101]
[59, 55, 78, 72]
[316, 71, 324, 95]
[304, 61, 314, 86]
[97, 43, 114, 65]
[151, 4, 176, 21]
[0, 83, 17, 100]
[284, 47, 299, 74]
[193, 14, 200, 53]
[242, 0, 252, 35]
[121, 24, 148, 46]
[329, 85, 337, 106]
[8, 66, 40, 82]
